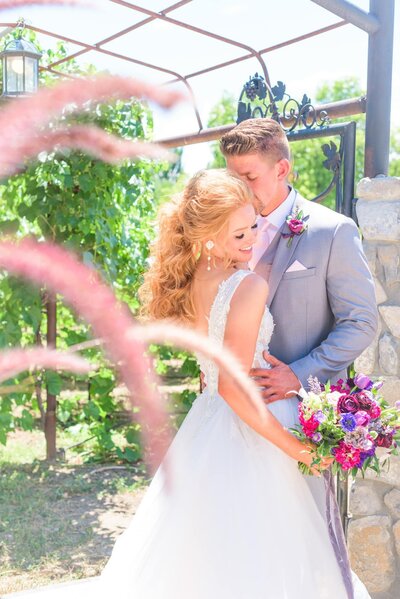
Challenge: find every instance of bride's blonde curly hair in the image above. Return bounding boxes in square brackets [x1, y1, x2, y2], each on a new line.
[139, 169, 255, 323]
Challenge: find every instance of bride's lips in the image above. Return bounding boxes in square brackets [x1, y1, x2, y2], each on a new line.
[239, 246, 253, 255]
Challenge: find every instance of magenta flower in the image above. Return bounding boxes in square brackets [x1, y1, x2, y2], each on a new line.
[370, 402, 382, 419]
[282, 208, 307, 247]
[333, 441, 362, 470]
[337, 394, 360, 414]
[287, 219, 305, 235]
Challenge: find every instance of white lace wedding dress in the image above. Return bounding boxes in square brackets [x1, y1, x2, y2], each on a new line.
[8, 270, 370, 599]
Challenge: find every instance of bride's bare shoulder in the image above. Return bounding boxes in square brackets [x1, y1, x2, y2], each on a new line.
[231, 271, 269, 309]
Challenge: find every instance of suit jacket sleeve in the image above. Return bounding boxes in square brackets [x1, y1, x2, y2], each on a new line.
[289, 219, 378, 387]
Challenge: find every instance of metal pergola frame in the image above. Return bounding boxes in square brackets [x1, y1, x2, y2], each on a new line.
[0, 0, 395, 177]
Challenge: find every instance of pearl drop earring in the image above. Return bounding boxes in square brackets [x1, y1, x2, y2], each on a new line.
[205, 240, 214, 271]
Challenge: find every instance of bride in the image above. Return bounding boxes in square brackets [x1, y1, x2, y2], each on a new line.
[9, 169, 369, 599]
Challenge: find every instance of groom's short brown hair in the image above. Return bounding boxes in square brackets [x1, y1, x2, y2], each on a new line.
[220, 118, 290, 162]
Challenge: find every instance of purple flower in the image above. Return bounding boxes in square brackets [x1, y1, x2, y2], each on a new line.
[372, 380, 384, 391]
[354, 373, 373, 390]
[395, 400, 400, 411]
[314, 410, 326, 423]
[340, 413, 357, 432]
[312, 432, 323, 443]
[357, 446, 376, 467]
[354, 410, 371, 426]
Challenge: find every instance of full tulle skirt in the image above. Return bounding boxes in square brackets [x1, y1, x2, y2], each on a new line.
[7, 393, 371, 599]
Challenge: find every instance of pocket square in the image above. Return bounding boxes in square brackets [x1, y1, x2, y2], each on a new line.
[285, 260, 308, 273]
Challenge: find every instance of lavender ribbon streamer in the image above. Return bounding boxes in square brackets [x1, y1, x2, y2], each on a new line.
[323, 470, 354, 599]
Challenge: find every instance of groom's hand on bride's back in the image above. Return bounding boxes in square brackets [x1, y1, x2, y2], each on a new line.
[250, 351, 301, 404]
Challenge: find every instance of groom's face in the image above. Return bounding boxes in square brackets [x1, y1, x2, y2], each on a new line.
[226, 152, 289, 216]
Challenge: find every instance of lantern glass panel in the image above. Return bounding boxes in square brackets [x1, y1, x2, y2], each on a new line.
[6, 56, 24, 94]
[25, 57, 37, 93]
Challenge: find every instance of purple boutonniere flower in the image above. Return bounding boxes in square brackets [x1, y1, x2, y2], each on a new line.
[282, 208, 308, 247]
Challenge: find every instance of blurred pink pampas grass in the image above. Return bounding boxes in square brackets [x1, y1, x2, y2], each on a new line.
[0, 126, 172, 176]
[0, 347, 92, 381]
[0, 75, 183, 177]
[136, 323, 266, 421]
[0, 0, 87, 7]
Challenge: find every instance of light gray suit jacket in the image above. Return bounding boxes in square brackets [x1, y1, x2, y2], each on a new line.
[255, 191, 378, 388]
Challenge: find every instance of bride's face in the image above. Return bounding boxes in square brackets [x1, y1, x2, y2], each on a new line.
[214, 203, 258, 263]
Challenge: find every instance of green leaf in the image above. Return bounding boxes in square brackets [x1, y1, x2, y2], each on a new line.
[45, 371, 63, 395]
[20, 409, 34, 431]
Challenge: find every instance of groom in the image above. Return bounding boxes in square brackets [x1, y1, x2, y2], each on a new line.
[221, 118, 378, 512]
[220, 118, 378, 402]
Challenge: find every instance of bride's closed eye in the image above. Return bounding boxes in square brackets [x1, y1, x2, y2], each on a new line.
[235, 223, 258, 239]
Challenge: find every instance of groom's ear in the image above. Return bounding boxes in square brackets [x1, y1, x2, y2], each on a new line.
[276, 158, 291, 181]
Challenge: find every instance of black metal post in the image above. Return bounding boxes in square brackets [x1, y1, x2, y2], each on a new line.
[364, 0, 395, 177]
[342, 121, 356, 218]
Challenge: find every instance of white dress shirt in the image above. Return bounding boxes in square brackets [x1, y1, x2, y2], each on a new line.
[249, 187, 297, 270]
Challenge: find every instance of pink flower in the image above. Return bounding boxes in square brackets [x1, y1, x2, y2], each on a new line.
[333, 441, 362, 470]
[299, 406, 319, 438]
[370, 402, 382, 419]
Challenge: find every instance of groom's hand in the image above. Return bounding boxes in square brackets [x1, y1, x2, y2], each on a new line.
[250, 352, 301, 404]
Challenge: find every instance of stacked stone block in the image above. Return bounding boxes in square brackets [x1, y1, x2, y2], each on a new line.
[350, 176, 400, 598]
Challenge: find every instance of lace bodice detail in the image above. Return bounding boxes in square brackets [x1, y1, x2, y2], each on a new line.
[197, 270, 274, 396]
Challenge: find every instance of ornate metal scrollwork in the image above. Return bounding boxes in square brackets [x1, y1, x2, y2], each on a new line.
[237, 73, 330, 132]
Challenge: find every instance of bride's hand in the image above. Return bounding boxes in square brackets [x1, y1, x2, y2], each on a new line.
[298, 442, 334, 477]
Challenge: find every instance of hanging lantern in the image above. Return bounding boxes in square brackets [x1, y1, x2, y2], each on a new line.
[1, 21, 42, 97]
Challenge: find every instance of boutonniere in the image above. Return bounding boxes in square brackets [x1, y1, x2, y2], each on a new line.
[282, 208, 308, 247]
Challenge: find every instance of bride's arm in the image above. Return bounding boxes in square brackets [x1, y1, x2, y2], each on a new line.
[218, 274, 319, 471]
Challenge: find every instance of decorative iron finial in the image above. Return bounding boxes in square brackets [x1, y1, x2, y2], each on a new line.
[237, 73, 330, 132]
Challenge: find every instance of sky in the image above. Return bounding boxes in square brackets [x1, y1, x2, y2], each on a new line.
[0, 0, 398, 173]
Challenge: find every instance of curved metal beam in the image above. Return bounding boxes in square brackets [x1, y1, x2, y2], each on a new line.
[110, 0, 272, 87]
[0, 20, 204, 131]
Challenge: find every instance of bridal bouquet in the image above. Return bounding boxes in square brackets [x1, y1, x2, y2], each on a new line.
[292, 373, 400, 477]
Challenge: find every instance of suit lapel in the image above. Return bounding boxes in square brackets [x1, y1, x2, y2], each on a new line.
[267, 196, 310, 307]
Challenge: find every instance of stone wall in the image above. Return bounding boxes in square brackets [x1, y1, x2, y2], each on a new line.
[350, 176, 400, 598]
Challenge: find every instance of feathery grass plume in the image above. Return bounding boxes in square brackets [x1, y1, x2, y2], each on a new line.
[0, 125, 173, 177]
[0, 0, 88, 6]
[0, 347, 92, 381]
[135, 323, 267, 422]
[0, 75, 184, 178]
